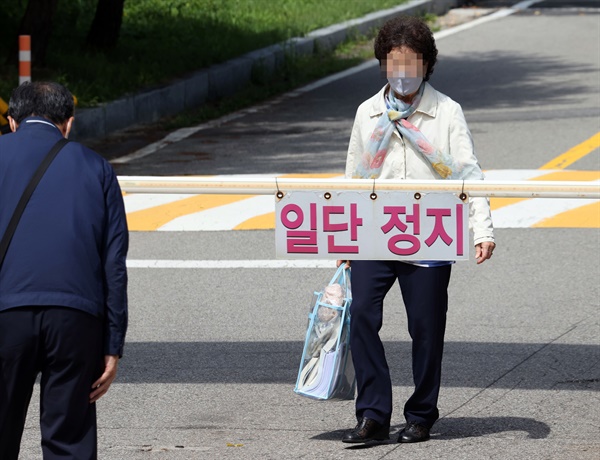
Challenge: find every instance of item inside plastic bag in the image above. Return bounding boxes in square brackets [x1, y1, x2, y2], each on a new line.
[305, 283, 344, 357]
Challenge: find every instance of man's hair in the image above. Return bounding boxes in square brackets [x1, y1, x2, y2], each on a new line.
[8, 81, 74, 125]
[374, 16, 438, 81]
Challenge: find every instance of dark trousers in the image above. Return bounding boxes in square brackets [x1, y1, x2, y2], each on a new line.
[350, 260, 451, 429]
[0, 307, 103, 460]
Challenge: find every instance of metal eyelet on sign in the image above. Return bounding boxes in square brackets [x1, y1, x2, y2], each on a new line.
[459, 180, 467, 202]
[275, 178, 284, 199]
[414, 192, 421, 200]
[324, 192, 332, 200]
[370, 179, 377, 200]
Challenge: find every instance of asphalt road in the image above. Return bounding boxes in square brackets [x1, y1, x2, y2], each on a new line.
[103, 4, 599, 177]
[20, 2, 599, 459]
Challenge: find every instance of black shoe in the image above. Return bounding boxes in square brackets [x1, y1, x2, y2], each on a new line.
[398, 422, 430, 443]
[342, 417, 390, 443]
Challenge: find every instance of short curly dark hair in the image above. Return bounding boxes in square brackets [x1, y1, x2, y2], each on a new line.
[374, 16, 438, 81]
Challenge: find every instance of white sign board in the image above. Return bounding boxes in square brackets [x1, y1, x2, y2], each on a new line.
[276, 191, 469, 260]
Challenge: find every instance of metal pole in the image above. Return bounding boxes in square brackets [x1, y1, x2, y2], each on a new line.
[117, 176, 600, 199]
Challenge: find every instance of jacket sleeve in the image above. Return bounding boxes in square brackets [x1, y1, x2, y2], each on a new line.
[345, 107, 364, 179]
[448, 103, 495, 246]
[102, 163, 129, 357]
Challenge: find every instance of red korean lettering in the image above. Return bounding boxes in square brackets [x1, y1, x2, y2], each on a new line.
[424, 208, 453, 247]
[382, 204, 421, 256]
[287, 231, 318, 253]
[282, 203, 318, 253]
[324, 203, 362, 253]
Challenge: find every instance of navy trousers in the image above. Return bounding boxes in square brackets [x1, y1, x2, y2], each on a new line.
[350, 260, 451, 429]
[0, 307, 103, 460]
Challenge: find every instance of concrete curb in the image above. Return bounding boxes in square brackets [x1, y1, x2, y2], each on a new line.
[71, 0, 459, 141]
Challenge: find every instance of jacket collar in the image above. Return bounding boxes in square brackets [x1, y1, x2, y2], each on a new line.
[369, 82, 438, 119]
[18, 116, 62, 134]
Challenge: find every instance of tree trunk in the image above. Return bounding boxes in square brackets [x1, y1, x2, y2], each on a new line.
[6, 0, 60, 66]
[86, 0, 125, 50]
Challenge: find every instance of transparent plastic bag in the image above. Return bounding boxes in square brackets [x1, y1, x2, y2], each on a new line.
[294, 265, 355, 400]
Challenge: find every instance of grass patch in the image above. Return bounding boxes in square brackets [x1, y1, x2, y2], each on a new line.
[162, 31, 377, 130]
[0, 0, 407, 106]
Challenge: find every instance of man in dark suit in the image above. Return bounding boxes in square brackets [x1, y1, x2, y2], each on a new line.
[0, 81, 129, 459]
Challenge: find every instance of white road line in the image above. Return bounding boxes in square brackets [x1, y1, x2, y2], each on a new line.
[158, 195, 274, 231]
[433, 0, 543, 40]
[123, 174, 290, 213]
[491, 194, 600, 228]
[124, 194, 194, 213]
[126, 259, 337, 269]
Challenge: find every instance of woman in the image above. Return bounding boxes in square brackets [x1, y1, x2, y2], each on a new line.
[340, 16, 495, 444]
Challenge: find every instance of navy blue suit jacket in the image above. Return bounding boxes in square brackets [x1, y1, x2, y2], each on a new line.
[0, 117, 128, 356]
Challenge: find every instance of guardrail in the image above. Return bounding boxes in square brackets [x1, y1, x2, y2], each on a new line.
[118, 177, 600, 199]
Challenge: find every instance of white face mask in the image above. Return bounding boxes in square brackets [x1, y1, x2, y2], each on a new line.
[387, 76, 423, 96]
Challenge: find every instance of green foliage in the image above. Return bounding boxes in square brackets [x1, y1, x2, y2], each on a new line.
[0, 0, 406, 105]
[0, 0, 26, 22]
[163, 32, 376, 130]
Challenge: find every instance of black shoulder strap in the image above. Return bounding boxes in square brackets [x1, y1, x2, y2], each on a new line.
[0, 137, 70, 269]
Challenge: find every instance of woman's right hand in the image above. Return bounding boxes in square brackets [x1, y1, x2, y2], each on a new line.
[336, 260, 351, 268]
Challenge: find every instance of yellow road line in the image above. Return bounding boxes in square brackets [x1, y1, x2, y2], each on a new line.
[126, 173, 342, 231]
[527, 167, 600, 229]
[490, 132, 600, 212]
[539, 132, 600, 170]
[232, 173, 341, 229]
[489, 196, 524, 211]
[127, 194, 254, 231]
[527, 170, 600, 181]
[490, 170, 600, 211]
[533, 201, 600, 228]
[234, 212, 275, 230]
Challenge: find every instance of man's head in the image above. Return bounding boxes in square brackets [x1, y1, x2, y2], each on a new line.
[7, 81, 74, 137]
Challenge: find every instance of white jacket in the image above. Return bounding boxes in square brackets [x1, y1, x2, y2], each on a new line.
[345, 83, 495, 245]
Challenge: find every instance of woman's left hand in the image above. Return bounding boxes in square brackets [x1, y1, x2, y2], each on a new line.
[475, 241, 496, 265]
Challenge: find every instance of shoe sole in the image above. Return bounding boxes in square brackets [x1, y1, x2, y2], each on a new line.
[398, 436, 430, 443]
[342, 436, 390, 444]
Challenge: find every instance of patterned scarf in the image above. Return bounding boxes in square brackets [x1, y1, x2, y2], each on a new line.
[353, 84, 476, 180]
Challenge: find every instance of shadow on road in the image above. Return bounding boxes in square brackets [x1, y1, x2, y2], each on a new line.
[310, 415, 551, 444]
[118, 340, 599, 388]
[432, 51, 596, 111]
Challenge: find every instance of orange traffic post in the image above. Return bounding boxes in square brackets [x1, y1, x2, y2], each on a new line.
[19, 35, 31, 85]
